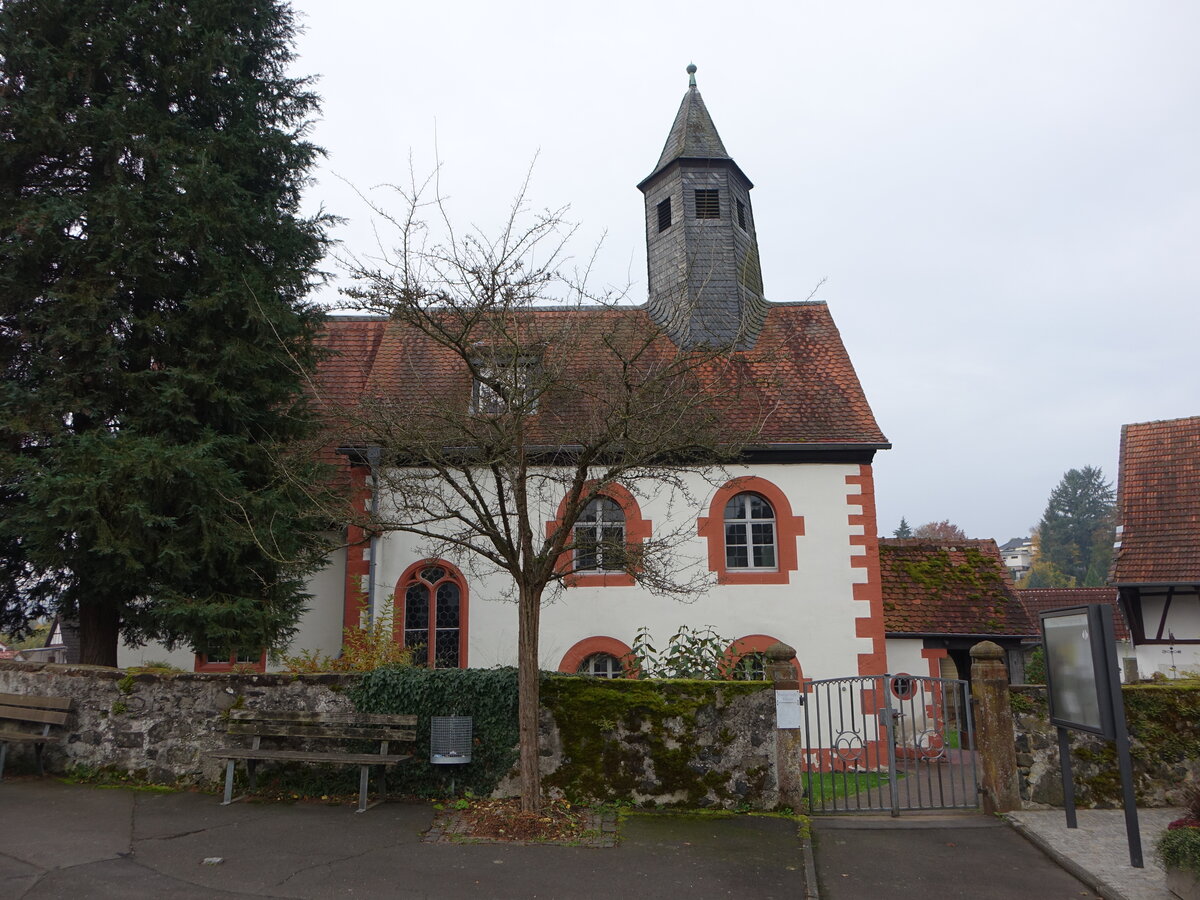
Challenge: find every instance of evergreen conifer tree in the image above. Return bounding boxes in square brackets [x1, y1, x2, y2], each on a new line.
[1034, 466, 1115, 587]
[0, 0, 333, 665]
[893, 517, 913, 538]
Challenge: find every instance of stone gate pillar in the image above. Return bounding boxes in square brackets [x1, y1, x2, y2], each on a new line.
[970, 640, 1021, 813]
[766, 641, 805, 811]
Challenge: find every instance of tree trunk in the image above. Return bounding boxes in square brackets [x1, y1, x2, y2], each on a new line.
[517, 582, 543, 812]
[77, 598, 120, 667]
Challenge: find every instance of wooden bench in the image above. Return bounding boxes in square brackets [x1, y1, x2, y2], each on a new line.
[0, 693, 72, 781]
[205, 709, 416, 813]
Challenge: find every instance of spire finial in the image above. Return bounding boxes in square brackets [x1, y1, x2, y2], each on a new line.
[687, 62, 697, 89]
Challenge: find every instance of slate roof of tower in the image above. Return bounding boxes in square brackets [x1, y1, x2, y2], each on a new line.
[313, 303, 889, 448]
[640, 77, 747, 190]
[879, 539, 1035, 636]
[1017, 588, 1130, 641]
[1111, 416, 1200, 584]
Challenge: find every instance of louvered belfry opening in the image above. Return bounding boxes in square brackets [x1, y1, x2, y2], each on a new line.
[694, 189, 719, 219]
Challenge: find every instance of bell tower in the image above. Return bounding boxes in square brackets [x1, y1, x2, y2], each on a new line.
[638, 64, 767, 348]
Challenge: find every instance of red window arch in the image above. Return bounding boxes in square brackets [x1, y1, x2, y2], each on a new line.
[547, 483, 653, 587]
[394, 560, 469, 668]
[721, 634, 804, 682]
[698, 477, 804, 584]
[558, 636, 635, 677]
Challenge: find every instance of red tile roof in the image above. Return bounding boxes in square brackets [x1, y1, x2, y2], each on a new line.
[1017, 588, 1130, 641]
[880, 539, 1035, 636]
[313, 303, 888, 448]
[1111, 416, 1200, 585]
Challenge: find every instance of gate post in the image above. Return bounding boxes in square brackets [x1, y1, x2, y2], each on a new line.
[970, 641, 1021, 813]
[765, 642, 805, 811]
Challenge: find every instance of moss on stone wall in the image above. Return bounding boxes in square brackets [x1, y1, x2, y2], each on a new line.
[1012, 683, 1200, 807]
[540, 677, 772, 808]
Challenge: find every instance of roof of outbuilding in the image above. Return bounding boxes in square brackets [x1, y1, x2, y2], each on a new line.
[313, 303, 889, 448]
[1111, 416, 1200, 585]
[1017, 588, 1130, 641]
[880, 539, 1035, 637]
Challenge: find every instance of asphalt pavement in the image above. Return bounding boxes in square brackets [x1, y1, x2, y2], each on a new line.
[0, 779, 1180, 899]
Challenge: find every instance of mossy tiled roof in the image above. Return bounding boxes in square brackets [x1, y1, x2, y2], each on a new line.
[880, 539, 1035, 636]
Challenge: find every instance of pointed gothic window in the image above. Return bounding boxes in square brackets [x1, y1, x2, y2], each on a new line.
[403, 564, 464, 668]
[657, 198, 672, 232]
[695, 189, 720, 219]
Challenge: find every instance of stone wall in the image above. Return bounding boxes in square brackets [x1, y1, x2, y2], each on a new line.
[1, 662, 782, 809]
[0, 660, 356, 784]
[1011, 684, 1200, 808]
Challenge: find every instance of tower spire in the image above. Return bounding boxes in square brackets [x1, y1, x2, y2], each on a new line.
[637, 67, 767, 348]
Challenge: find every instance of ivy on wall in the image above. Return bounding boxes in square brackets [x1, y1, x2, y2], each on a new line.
[350, 666, 519, 798]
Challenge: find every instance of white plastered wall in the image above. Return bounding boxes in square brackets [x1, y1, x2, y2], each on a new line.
[885, 638, 931, 679]
[366, 462, 879, 682]
[117, 539, 347, 671]
[1133, 589, 1200, 678]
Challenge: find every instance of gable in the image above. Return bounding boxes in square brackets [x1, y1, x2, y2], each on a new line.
[1111, 416, 1200, 585]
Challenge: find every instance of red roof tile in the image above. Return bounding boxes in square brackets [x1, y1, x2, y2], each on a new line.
[1111, 416, 1200, 585]
[880, 539, 1035, 636]
[312, 303, 888, 448]
[1017, 588, 1130, 641]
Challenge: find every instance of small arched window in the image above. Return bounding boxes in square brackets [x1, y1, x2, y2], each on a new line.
[578, 652, 623, 679]
[730, 652, 768, 681]
[723, 492, 776, 570]
[402, 564, 464, 668]
[574, 497, 626, 573]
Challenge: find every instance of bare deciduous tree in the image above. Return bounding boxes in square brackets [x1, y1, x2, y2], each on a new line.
[316, 172, 777, 811]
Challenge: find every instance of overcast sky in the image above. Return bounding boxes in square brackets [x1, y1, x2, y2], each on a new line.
[288, 0, 1199, 543]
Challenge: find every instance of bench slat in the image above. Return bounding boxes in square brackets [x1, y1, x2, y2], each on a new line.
[0, 694, 73, 711]
[205, 748, 411, 766]
[0, 705, 70, 726]
[0, 729, 61, 744]
[229, 710, 416, 726]
[226, 723, 416, 741]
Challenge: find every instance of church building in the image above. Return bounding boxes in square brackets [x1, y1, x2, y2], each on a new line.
[120, 67, 892, 684]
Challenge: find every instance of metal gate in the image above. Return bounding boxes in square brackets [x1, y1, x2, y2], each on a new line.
[801, 674, 978, 815]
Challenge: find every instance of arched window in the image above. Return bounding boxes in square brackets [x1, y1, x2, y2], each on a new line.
[579, 652, 624, 678]
[574, 497, 626, 573]
[401, 563, 466, 668]
[724, 492, 776, 570]
[730, 652, 768, 681]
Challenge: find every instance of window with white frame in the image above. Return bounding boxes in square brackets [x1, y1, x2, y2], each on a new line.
[471, 356, 540, 415]
[723, 492, 777, 569]
[579, 652, 623, 678]
[573, 497, 626, 573]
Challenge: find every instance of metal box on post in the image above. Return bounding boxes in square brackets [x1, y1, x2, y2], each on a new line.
[430, 716, 472, 765]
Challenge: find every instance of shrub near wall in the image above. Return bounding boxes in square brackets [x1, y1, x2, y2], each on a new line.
[540, 677, 776, 809]
[350, 666, 519, 799]
[1012, 684, 1200, 807]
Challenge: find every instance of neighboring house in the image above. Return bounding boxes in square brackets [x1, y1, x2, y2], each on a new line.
[13, 617, 69, 664]
[1111, 416, 1200, 678]
[998, 536, 1033, 583]
[0, 641, 13, 661]
[1017, 587, 1137, 681]
[880, 539, 1035, 685]
[120, 68, 893, 684]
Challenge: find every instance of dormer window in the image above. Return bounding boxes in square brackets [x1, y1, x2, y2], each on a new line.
[695, 189, 719, 219]
[657, 198, 672, 232]
[471, 356, 540, 415]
